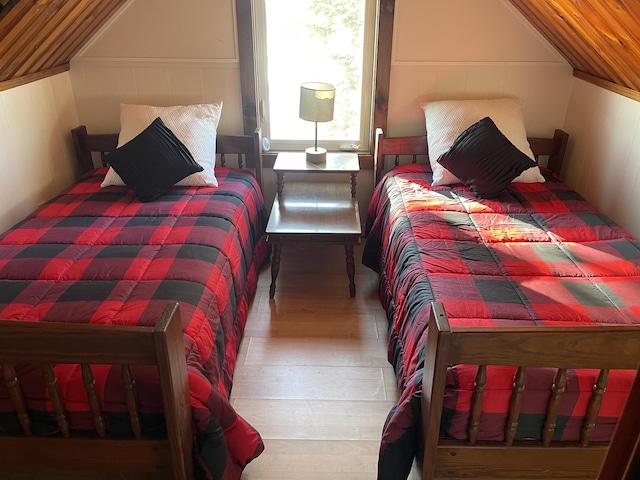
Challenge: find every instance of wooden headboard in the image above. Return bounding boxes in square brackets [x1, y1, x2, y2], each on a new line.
[71, 126, 265, 190]
[373, 127, 569, 186]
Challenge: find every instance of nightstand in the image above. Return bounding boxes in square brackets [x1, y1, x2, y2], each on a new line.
[266, 152, 361, 298]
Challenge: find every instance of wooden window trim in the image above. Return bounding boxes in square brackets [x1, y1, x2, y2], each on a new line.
[235, 0, 395, 165]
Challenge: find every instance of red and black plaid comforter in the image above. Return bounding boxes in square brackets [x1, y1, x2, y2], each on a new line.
[0, 167, 269, 480]
[362, 164, 640, 480]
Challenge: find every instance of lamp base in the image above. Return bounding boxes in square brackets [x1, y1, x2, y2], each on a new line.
[305, 147, 327, 163]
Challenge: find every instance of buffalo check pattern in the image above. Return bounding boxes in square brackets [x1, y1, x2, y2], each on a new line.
[363, 163, 640, 480]
[0, 167, 268, 480]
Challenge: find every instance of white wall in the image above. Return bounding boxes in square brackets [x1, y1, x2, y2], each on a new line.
[71, 0, 574, 138]
[387, 0, 574, 138]
[70, 0, 244, 135]
[0, 73, 79, 234]
[563, 79, 640, 238]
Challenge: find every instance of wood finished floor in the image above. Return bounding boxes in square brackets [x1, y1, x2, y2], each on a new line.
[231, 242, 419, 480]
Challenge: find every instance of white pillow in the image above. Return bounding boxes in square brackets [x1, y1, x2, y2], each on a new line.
[421, 98, 544, 186]
[101, 103, 223, 188]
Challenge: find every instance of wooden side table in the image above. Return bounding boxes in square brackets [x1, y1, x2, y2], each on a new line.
[273, 152, 359, 198]
[266, 152, 361, 298]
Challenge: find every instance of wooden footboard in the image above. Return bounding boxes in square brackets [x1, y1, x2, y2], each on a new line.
[421, 301, 640, 479]
[0, 303, 192, 480]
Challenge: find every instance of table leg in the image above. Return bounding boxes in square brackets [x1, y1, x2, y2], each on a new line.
[350, 173, 357, 197]
[269, 243, 282, 298]
[276, 172, 285, 196]
[345, 244, 356, 297]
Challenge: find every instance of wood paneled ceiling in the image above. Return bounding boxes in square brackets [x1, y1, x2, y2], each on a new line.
[0, 0, 127, 92]
[509, 0, 640, 100]
[0, 0, 638, 100]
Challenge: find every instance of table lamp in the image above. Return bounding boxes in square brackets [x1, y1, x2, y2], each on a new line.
[299, 82, 335, 163]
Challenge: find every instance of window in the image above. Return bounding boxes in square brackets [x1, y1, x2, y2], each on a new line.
[253, 0, 378, 152]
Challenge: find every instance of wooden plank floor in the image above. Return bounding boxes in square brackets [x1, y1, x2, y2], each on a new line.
[231, 242, 417, 479]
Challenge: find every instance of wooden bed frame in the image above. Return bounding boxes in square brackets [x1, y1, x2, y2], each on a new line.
[373, 126, 569, 184]
[373, 129, 640, 480]
[0, 126, 264, 480]
[72, 125, 264, 184]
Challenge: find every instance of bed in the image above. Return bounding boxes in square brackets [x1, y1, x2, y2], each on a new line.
[0, 106, 268, 480]
[363, 98, 640, 480]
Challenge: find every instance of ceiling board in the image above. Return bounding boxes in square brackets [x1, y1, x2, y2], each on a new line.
[0, 0, 128, 91]
[509, 0, 640, 93]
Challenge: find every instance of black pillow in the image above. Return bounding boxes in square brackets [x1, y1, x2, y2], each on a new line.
[437, 116, 537, 198]
[105, 117, 203, 202]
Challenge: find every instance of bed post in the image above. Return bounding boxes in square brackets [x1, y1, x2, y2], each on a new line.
[420, 302, 451, 480]
[597, 367, 640, 479]
[547, 129, 569, 177]
[153, 303, 193, 480]
[374, 127, 383, 186]
[71, 125, 94, 174]
[251, 127, 264, 190]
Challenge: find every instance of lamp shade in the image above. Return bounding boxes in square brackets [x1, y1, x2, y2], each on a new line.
[299, 82, 335, 122]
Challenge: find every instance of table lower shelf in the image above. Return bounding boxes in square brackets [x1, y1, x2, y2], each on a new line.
[265, 182, 361, 298]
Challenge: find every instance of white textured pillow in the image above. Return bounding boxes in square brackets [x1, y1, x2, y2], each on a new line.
[102, 103, 223, 188]
[421, 98, 544, 186]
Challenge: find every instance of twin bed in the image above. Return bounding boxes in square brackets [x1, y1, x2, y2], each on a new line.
[364, 99, 640, 479]
[0, 106, 268, 480]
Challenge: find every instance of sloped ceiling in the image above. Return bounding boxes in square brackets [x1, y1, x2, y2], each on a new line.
[509, 0, 640, 98]
[0, 0, 638, 100]
[0, 0, 127, 91]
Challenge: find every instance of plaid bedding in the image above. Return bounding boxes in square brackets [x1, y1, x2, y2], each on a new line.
[0, 167, 269, 480]
[362, 163, 640, 480]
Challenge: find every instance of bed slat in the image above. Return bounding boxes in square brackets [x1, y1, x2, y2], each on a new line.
[468, 365, 486, 445]
[42, 363, 71, 438]
[542, 368, 567, 446]
[505, 366, 526, 445]
[122, 364, 143, 439]
[580, 369, 609, 447]
[2, 363, 31, 435]
[81, 364, 106, 438]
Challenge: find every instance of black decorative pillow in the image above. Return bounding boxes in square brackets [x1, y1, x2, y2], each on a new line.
[437, 116, 538, 198]
[105, 117, 203, 202]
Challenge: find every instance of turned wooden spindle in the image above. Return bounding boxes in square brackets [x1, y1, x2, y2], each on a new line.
[81, 364, 106, 437]
[542, 368, 567, 446]
[41, 364, 70, 438]
[2, 363, 32, 435]
[468, 365, 487, 445]
[580, 369, 609, 447]
[505, 367, 527, 445]
[122, 364, 143, 438]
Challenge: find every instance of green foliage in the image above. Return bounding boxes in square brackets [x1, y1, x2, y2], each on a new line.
[308, 0, 365, 136]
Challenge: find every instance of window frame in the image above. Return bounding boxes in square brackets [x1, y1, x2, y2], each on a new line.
[235, 0, 395, 162]
[252, 0, 378, 152]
